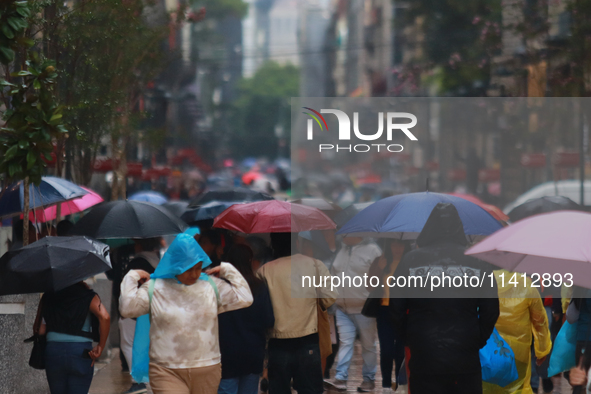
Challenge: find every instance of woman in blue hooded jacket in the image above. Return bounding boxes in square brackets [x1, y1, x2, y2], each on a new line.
[119, 233, 253, 394]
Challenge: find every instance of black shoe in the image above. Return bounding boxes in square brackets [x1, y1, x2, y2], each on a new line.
[542, 378, 553, 393]
[123, 383, 147, 394]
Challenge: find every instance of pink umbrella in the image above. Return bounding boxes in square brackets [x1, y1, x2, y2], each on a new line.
[24, 187, 104, 223]
[466, 211, 591, 289]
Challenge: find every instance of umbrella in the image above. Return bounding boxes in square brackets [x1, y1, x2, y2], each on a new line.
[0, 236, 111, 295]
[337, 192, 503, 240]
[69, 200, 188, 239]
[189, 187, 273, 207]
[291, 198, 342, 215]
[161, 201, 190, 218]
[466, 211, 591, 289]
[129, 190, 168, 205]
[213, 200, 336, 233]
[503, 180, 591, 213]
[333, 202, 373, 228]
[22, 186, 104, 223]
[448, 193, 509, 222]
[507, 196, 585, 222]
[242, 171, 263, 185]
[0, 177, 88, 219]
[181, 201, 244, 223]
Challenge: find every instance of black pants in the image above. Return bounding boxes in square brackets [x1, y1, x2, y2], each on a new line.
[268, 334, 323, 394]
[377, 306, 406, 388]
[410, 372, 482, 394]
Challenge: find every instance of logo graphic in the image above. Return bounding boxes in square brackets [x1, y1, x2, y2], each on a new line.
[302, 107, 328, 138]
[303, 107, 418, 153]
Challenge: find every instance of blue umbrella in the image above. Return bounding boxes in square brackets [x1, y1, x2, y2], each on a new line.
[129, 191, 168, 205]
[181, 201, 243, 223]
[0, 177, 88, 219]
[337, 192, 502, 241]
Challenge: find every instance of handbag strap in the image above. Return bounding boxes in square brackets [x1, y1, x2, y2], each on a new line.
[206, 275, 221, 307]
[148, 279, 155, 313]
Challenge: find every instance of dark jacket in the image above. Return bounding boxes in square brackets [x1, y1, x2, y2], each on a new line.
[219, 283, 275, 379]
[389, 203, 500, 376]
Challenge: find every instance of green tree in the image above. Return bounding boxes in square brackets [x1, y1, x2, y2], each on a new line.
[229, 61, 299, 159]
[401, 0, 501, 95]
[0, 0, 67, 245]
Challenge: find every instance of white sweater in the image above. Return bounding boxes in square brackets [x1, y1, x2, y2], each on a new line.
[119, 263, 253, 369]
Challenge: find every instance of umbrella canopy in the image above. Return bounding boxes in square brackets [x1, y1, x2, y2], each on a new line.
[242, 171, 263, 185]
[181, 200, 243, 223]
[0, 177, 88, 219]
[466, 211, 591, 289]
[69, 200, 188, 239]
[337, 192, 503, 240]
[0, 236, 111, 295]
[23, 186, 103, 223]
[213, 200, 336, 233]
[161, 201, 190, 218]
[448, 193, 509, 222]
[291, 198, 342, 215]
[503, 180, 591, 213]
[507, 196, 584, 222]
[189, 187, 273, 207]
[129, 190, 168, 205]
[333, 202, 373, 228]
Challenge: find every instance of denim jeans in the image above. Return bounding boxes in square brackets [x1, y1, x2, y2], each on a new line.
[334, 309, 378, 382]
[218, 374, 260, 394]
[45, 341, 94, 394]
[268, 334, 323, 394]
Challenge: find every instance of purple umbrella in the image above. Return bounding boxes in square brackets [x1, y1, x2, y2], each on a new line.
[466, 211, 591, 289]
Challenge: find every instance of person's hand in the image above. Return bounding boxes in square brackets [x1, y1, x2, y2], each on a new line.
[135, 270, 151, 286]
[89, 345, 103, 367]
[205, 266, 221, 278]
[535, 355, 547, 366]
[570, 366, 588, 386]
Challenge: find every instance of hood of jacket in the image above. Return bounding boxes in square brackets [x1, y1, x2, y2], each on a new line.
[151, 233, 211, 279]
[416, 203, 467, 248]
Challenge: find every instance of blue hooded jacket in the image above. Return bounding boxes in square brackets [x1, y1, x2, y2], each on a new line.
[151, 233, 211, 281]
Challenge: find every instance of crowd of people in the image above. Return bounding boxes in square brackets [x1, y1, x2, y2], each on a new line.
[22, 201, 591, 394]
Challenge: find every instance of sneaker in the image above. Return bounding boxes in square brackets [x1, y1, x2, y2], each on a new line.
[357, 380, 375, 392]
[123, 383, 147, 394]
[324, 379, 347, 391]
[541, 378, 553, 393]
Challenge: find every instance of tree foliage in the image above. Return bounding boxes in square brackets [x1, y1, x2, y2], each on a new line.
[229, 61, 299, 159]
[402, 0, 502, 95]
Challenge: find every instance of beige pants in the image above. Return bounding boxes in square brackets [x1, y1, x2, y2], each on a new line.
[149, 363, 221, 394]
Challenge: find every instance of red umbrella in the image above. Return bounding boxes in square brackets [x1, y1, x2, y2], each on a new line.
[447, 193, 508, 222]
[213, 200, 336, 233]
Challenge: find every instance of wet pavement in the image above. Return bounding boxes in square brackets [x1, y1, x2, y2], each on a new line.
[90, 345, 572, 394]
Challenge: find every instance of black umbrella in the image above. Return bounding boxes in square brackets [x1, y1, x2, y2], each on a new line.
[0, 236, 111, 296]
[181, 200, 243, 224]
[508, 196, 585, 222]
[162, 201, 190, 218]
[69, 200, 188, 239]
[188, 187, 273, 208]
[333, 202, 373, 228]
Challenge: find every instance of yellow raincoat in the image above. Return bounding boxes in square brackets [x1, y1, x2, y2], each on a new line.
[483, 270, 552, 394]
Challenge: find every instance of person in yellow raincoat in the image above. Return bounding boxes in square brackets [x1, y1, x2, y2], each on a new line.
[483, 270, 552, 394]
